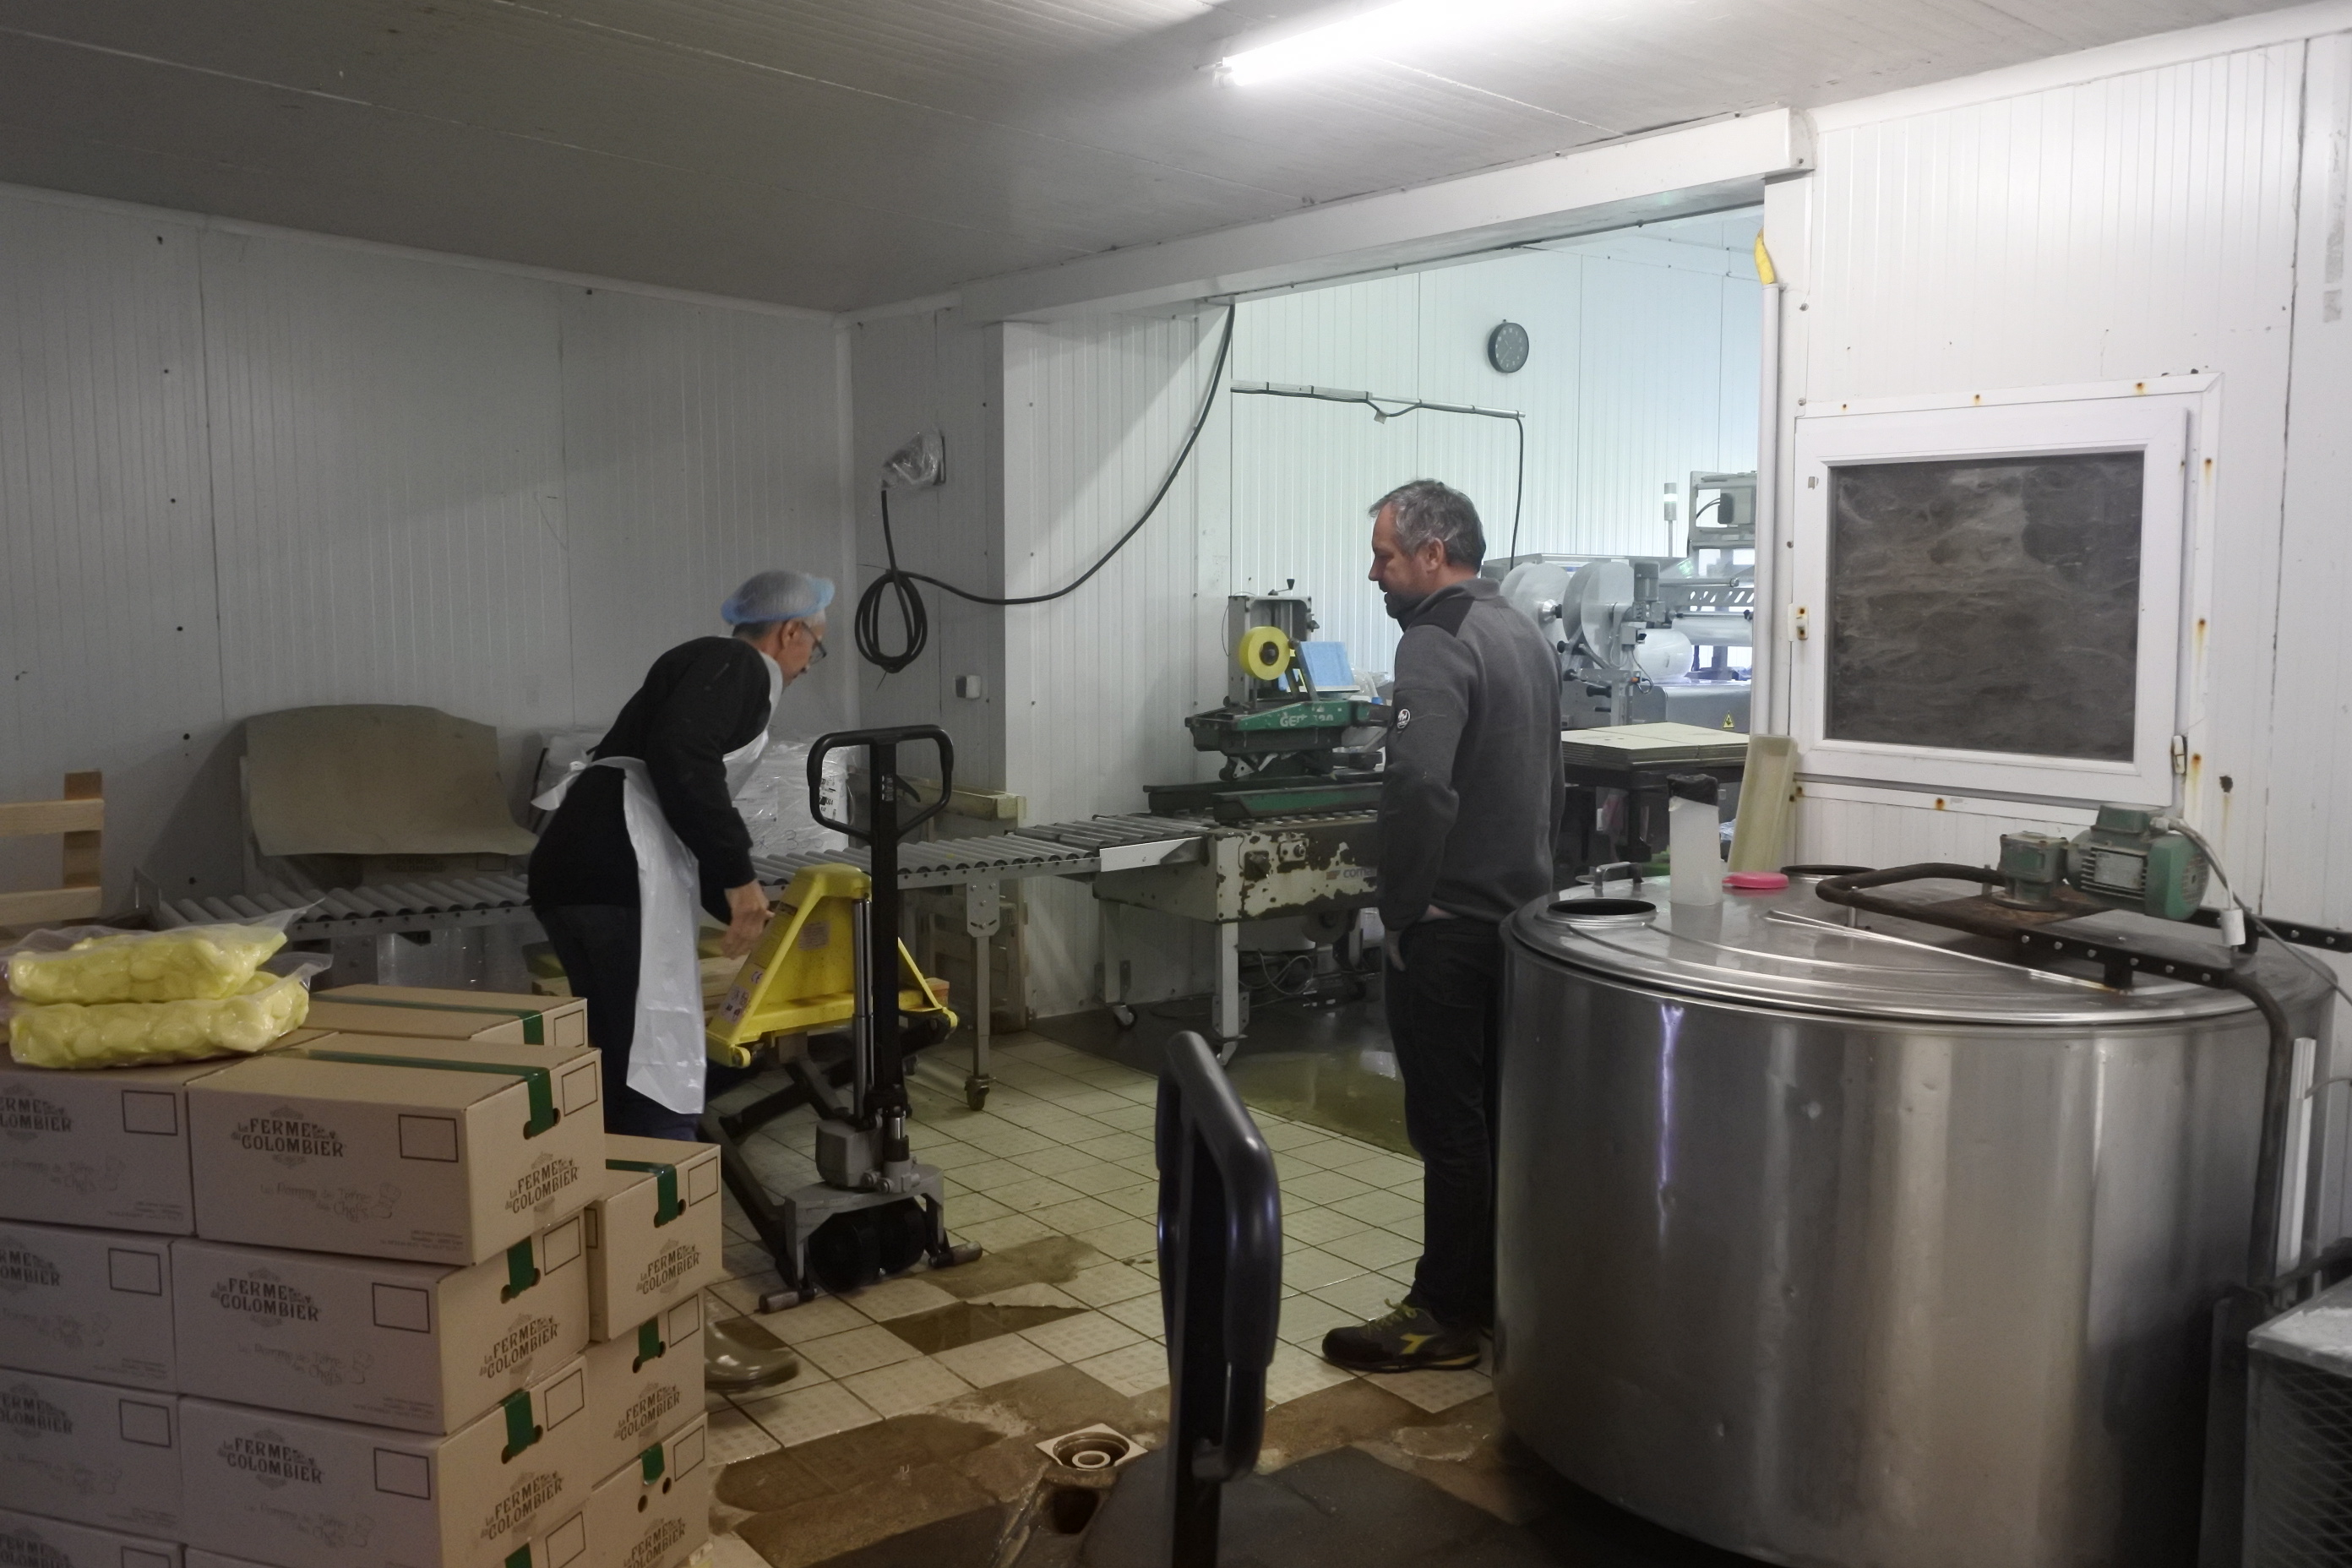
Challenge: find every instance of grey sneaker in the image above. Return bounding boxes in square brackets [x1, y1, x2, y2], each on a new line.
[1321, 1298, 1482, 1373]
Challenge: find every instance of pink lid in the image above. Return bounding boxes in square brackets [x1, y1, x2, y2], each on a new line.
[1723, 871, 1790, 891]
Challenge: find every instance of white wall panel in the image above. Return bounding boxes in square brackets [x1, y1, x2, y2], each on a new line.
[200, 232, 574, 730]
[0, 188, 847, 906]
[2262, 31, 2352, 927]
[1227, 394, 1418, 681]
[848, 308, 1007, 788]
[0, 193, 225, 901]
[1235, 275, 1422, 395]
[1573, 254, 1744, 559]
[1790, 40, 2307, 888]
[1004, 312, 1228, 1014]
[1415, 251, 1585, 565]
[560, 289, 852, 743]
[1229, 275, 1425, 678]
[2260, 35, 2352, 1233]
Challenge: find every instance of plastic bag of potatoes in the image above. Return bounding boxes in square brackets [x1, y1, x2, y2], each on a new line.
[8, 921, 291, 1004]
[5, 967, 318, 1069]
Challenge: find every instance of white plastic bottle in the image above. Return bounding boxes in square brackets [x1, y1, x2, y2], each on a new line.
[1668, 772, 1723, 906]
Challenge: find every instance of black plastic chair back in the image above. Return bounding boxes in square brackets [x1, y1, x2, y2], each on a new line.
[1155, 1030, 1282, 1568]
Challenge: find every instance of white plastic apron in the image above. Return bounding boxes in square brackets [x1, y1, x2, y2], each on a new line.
[535, 652, 781, 1114]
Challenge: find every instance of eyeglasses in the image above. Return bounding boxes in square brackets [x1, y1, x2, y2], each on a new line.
[809, 636, 829, 663]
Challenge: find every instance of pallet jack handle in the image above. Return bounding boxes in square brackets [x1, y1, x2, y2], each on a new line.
[806, 724, 955, 842]
[806, 726, 955, 1159]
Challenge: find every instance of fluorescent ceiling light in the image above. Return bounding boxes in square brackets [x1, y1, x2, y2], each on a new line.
[1214, 0, 1560, 85]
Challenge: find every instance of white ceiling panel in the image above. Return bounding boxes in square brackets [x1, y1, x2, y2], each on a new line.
[0, 0, 2314, 310]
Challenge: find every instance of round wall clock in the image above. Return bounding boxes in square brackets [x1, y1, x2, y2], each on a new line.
[1487, 320, 1529, 373]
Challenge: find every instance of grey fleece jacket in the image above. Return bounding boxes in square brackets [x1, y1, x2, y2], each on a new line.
[1378, 576, 1564, 930]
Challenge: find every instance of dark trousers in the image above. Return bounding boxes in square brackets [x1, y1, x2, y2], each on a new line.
[1386, 917, 1504, 1329]
[534, 903, 703, 1141]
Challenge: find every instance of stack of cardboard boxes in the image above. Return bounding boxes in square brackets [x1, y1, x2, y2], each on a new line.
[0, 988, 726, 1568]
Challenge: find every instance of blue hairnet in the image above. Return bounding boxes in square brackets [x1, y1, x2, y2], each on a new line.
[721, 570, 835, 626]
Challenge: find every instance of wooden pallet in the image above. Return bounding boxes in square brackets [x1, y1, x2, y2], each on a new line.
[0, 770, 104, 928]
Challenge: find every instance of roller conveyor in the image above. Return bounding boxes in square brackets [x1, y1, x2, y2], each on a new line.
[749, 811, 1211, 890]
[151, 875, 538, 940]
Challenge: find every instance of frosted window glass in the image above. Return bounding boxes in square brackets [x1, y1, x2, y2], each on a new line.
[1827, 454, 2142, 761]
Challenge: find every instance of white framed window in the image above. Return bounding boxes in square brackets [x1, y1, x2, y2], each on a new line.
[1788, 381, 2210, 805]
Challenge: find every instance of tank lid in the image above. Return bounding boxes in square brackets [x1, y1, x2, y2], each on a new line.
[1509, 876, 2291, 1025]
[2252, 1275, 2352, 1378]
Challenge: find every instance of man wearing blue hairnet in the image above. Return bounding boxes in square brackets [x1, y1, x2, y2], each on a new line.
[531, 570, 832, 1139]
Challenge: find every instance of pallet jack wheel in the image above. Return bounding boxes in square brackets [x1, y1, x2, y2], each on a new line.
[805, 1200, 930, 1296]
[964, 1075, 991, 1112]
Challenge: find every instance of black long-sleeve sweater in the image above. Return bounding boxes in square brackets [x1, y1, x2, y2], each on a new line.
[1378, 578, 1564, 929]
[529, 637, 774, 922]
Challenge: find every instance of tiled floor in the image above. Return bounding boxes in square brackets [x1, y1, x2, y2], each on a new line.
[698, 1031, 1499, 1565]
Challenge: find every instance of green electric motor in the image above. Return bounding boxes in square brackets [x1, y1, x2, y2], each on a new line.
[1997, 804, 2209, 921]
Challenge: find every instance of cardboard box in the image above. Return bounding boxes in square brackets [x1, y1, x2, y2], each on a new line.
[0, 1221, 175, 1389]
[585, 1415, 710, 1568]
[180, 1353, 593, 1568]
[585, 1135, 723, 1341]
[188, 1035, 604, 1264]
[581, 1294, 704, 1483]
[0, 1505, 179, 1568]
[306, 987, 589, 1053]
[172, 1212, 588, 1433]
[0, 1370, 179, 1535]
[0, 1053, 223, 1234]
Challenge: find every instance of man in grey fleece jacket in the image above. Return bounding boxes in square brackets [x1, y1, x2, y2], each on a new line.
[1323, 479, 1563, 1374]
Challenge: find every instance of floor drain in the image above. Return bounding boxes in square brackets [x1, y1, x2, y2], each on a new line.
[1036, 1424, 1141, 1472]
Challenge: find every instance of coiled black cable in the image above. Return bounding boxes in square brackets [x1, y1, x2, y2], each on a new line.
[853, 306, 1237, 674]
[854, 493, 931, 675]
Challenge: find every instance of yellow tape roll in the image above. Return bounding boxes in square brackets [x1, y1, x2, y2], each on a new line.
[1237, 624, 1294, 681]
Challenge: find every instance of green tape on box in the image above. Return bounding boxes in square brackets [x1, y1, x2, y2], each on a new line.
[502, 1236, 541, 1303]
[328, 995, 545, 1045]
[500, 1389, 542, 1462]
[607, 1158, 682, 1224]
[289, 1049, 558, 1136]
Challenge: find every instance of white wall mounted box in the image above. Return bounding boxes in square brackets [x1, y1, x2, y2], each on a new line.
[172, 1212, 586, 1432]
[0, 1222, 175, 1389]
[0, 1370, 179, 1535]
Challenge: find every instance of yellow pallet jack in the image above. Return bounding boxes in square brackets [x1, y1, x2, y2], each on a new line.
[698, 725, 980, 1309]
[706, 863, 954, 1070]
